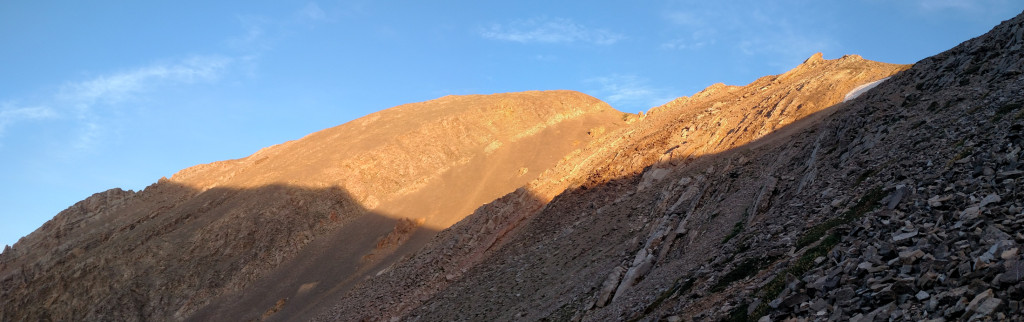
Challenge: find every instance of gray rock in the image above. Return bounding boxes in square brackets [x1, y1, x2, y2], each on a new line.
[965, 289, 994, 313]
[850, 313, 866, 322]
[928, 195, 952, 207]
[857, 261, 874, 270]
[979, 244, 1000, 263]
[833, 286, 856, 302]
[893, 230, 919, 242]
[899, 249, 925, 264]
[997, 170, 1023, 178]
[809, 298, 827, 313]
[595, 266, 624, 307]
[886, 186, 910, 210]
[1000, 247, 1018, 260]
[979, 193, 1001, 207]
[960, 206, 981, 221]
[999, 260, 1024, 284]
[974, 298, 1003, 316]
[916, 290, 931, 300]
[747, 298, 762, 316]
[981, 226, 1013, 245]
[780, 292, 809, 308]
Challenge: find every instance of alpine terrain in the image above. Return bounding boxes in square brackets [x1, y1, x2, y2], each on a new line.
[4, 10, 1024, 322]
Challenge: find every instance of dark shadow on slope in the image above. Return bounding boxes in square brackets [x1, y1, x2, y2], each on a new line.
[389, 32, 1024, 321]
[396, 106, 850, 321]
[188, 199, 441, 322]
[2, 91, 631, 322]
[0, 179, 439, 322]
[356, 64, 941, 321]
[317, 96, 863, 321]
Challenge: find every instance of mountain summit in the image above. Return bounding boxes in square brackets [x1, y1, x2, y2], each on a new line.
[0, 90, 627, 320]
[4, 10, 1024, 321]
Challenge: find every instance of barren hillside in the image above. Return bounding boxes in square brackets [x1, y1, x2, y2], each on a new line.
[4, 10, 1024, 322]
[0, 90, 626, 321]
[315, 12, 1024, 321]
[314, 50, 908, 322]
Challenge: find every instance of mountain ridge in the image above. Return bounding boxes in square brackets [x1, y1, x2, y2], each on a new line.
[4, 10, 1024, 321]
[309, 51, 908, 322]
[0, 89, 628, 321]
[317, 12, 1024, 321]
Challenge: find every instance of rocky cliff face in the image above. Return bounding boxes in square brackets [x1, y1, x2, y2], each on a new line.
[5, 10, 1024, 322]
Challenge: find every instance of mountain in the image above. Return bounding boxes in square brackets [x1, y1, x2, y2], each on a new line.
[4, 10, 1024, 322]
[311, 53, 907, 321]
[0, 91, 627, 320]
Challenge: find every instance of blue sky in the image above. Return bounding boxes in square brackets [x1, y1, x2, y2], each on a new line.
[2, 1, 1022, 248]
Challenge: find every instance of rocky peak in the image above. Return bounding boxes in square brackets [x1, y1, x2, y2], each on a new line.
[312, 48, 909, 322]
[314, 10, 1024, 322]
[6, 10, 1024, 322]
[803, 52, 825, 65]
[0, 89, 628, 322]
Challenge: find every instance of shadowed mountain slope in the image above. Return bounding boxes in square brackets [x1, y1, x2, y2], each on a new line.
[313, 52, 909, 321]
[0, 90, 627, 321]
[6, 10, 1024, 322]
[314, 11, 1024, 321]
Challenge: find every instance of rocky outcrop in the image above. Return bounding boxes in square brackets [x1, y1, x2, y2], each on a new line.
[714, 12, 1024, 320]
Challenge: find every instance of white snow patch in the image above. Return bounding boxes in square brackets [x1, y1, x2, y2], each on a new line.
[843, 77, 890, 102]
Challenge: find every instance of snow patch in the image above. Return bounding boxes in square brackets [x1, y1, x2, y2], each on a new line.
[843, 77, 890, 102]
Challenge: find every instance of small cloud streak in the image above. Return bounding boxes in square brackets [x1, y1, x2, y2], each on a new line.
[0, 104, 57, 137]
[0, 56, 234, 151]
[660, 8, 833, 65]
[660, 28, 717, 50]
[480, 17, 624, 45]
[737, 28, 833, 63]
[659, 10, 724, 51]
[228, 15, 272, 53]
[664, 11, 703, 26]
[58, 56, 231, 150]
[1, 1, 327, 152]
[298, 2, 327, 22]
[60, 56, 231, 108]
[586, 74, 676, 112]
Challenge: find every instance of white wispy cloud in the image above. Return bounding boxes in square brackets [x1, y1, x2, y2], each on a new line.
[1, 2, 322, 152]
[18, 56, 232, 151]
[660, 7, 833, 65]
[297, 2, 327, 22]
[228, 15, 273, 52]
[737, 28, 833, 63]
[479, 17, 624, 45]
[0, 104, 56, 137]
[660, 28, 717, 50]
[60, 56, 231, 108]
[586, 74, 677, 112]
[231, 3, 332, 56]
[660, 9, 716, 50]
[664, 11, 704, 26]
